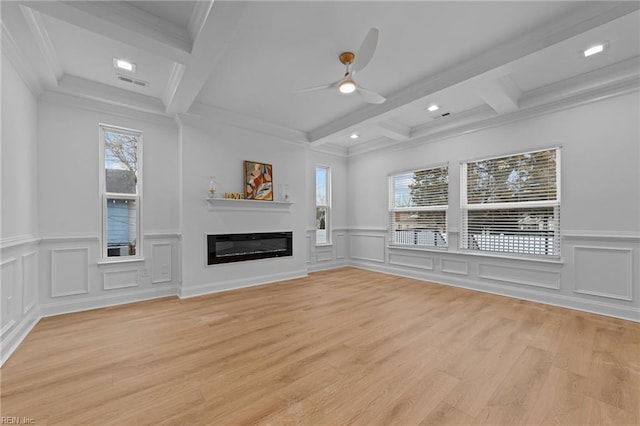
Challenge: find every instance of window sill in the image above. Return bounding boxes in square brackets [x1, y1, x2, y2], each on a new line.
[97, 257, 145, 266]
[457, 249, 563, 264]
[316, 243, 333, 247]
[388, 244, 448, 253]
[387, 245, 563, 264]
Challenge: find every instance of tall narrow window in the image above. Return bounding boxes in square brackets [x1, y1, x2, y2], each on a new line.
[100, 124, 142, 259]
[389, 165, 448, 247]
[461, 148, 560, 257]
[316, 166, 331, 245]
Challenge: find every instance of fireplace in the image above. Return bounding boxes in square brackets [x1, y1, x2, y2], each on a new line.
[207, 232, 293, 265]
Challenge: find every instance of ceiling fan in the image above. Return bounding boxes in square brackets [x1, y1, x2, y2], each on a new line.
[297, 28, 386, 104]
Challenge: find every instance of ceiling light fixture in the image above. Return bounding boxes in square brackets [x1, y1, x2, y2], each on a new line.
[427, 104, 440, 112]
[583, 42, 607, 57]
[113, 58, 136, 73]
[338, 78, 357, 94]
[350, 133, 359, 139]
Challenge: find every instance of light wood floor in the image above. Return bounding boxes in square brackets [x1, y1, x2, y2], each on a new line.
[1, 267, 638, 425]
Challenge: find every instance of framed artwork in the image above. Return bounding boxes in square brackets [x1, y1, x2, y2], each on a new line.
[244, 160, 273, 201]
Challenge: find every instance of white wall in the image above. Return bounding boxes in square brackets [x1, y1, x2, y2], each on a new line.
[178, 118, 308, 297]
[306, 149, 349, 271]
[36, 97, 180, 316]
[1, 55, 40, 364]
[347, 92, 640, 321]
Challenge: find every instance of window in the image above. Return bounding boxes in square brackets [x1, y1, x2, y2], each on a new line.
[461, 148, 560, 257]
[315, 166, 331, 245]
[389, 165, 448, 247]
[100, 124, 142, 259]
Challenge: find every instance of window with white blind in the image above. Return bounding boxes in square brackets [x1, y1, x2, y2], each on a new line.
[389, 165, 448, 248]
[460, 148, 560, 257]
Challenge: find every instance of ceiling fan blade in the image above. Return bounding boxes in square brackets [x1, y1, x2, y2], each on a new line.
[357, 86, 386, 104]
[295, 81, 338, 93]
[353, 28, 379, 73]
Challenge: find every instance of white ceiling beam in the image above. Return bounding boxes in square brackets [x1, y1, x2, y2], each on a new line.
[1, 2, 56, 90]
[375, 120, 411, 141]
[55, 74, 168, 116]
[1, 21, 43, 95]
[473, 75, 522, 115]
[21, 1, 192, 63]
[20, 6, 63, 83]
[165, 2, 247, 115]
[308, 1, 640, 144]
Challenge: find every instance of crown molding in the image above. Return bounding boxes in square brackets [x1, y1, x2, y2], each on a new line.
[185, 101, 309, 145]
[310, 143, 349, 158]
[40, 89, 176, 129]
[1, 22, 43, 96]
[351, 75, 639, 158]
[20, 6, 63, 84]
[188, 0, 215, 43]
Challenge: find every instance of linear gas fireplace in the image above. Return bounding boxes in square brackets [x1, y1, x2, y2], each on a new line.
[207, 232, 293, 265]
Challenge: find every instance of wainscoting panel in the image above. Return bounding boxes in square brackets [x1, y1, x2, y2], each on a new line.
[22, 251, 37, 314]
[1, 258, 17, 337]
[388, 250, 434, 270]
[573, 246, 633, 301]
[478, 263, 561, 290]
[151, 242, 173, 284]
[103, 269, 139, 290]
[336, 233, 346, 260]
[316, 249, 333, 263]
[306, 234, 312, 264]
[51, 248, 89, 297]
[441, 258, 469, 276]
[350, 234, 385, 263]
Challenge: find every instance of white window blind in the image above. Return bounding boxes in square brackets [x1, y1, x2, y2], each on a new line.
[389, 165, 448, 248]
[461, 148, 560, 257]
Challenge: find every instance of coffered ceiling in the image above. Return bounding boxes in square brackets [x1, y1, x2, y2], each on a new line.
[2, 1, 639, 155]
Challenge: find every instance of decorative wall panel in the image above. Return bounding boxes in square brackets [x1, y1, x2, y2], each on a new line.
[388, 251, 434, 270]
[103, 269, 139, 290]
[151, 242, 172, 284]
[478, 263, 561, 290]
[441, 259, 469, 276]
[573, 246, 633, 301]
[1, 258, 17, 336]
[22, 251, 37, 314]
[350, 234, 385, 263]
[51, 248, 89, 297]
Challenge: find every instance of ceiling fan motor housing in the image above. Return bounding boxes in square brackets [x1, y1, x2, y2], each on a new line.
[339, 51, 356, 65]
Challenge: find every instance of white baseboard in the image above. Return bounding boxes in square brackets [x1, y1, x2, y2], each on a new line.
[349, 260, 640, 323]
[39, 285, 177, 317]
[1, 307, 41, 367]
[308, 259, 349, 273]
[179, 269, 308, 299]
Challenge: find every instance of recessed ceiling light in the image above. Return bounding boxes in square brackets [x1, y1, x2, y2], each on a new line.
[349, 133, 359, 139]
[583, 42, 607, 57]
[427, 104, 440, 112]
[113, 58, 136, 73]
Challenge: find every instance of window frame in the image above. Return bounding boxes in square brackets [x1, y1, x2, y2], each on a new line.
[315, 165, 331, 246]
[388, 163, 449, 249]
[460, 147, 561, 258]
[98, 123, 143, 262]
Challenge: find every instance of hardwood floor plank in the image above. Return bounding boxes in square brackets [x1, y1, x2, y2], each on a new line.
[1, 267, 638, 425]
